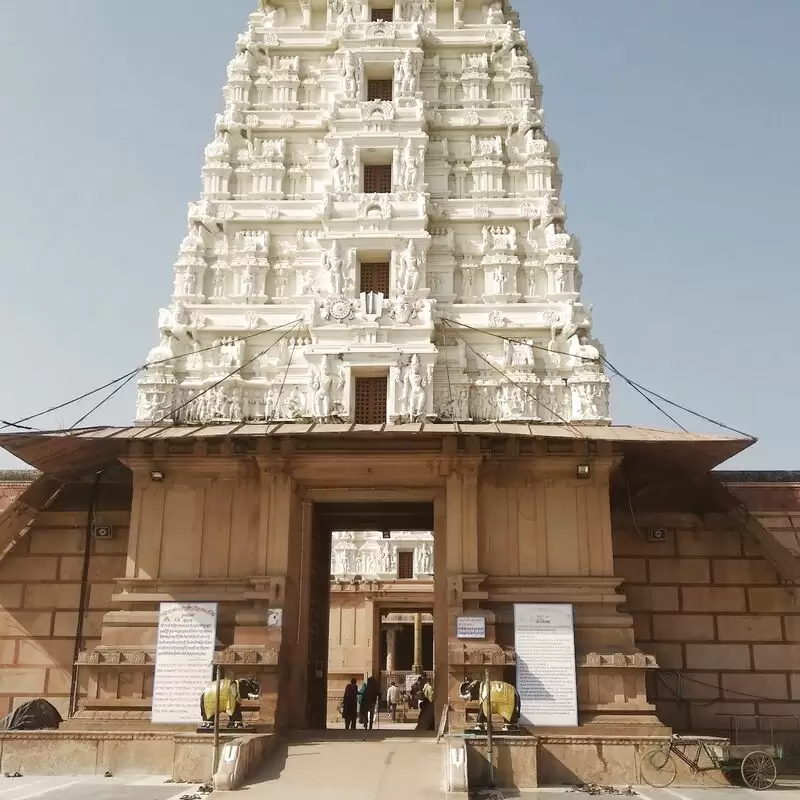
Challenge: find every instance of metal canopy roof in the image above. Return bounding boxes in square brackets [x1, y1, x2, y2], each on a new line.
[0, 423, 754, 477]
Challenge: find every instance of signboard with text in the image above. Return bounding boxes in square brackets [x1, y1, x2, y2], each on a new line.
[151, 602, 218, 724]
[456, 616, 486, 639]
[514, 603, 578, 727]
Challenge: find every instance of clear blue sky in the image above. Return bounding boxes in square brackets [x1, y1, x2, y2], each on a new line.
[0, 0, 797, 469]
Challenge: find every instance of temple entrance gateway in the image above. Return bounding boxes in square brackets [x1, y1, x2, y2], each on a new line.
[302, 500, 436, 730]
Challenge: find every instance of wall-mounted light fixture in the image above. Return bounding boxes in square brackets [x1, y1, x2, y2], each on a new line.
[150, 470, 165, 482]
[576, 464, 591, 479]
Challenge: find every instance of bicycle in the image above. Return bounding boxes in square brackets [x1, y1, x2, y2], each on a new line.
[640, 734, 778, 790]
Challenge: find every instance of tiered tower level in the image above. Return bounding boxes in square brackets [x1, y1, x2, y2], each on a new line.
[135, 0, 610, 427]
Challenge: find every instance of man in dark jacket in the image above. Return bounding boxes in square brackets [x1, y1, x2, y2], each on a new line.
[360, 676, 380, 730]
[342, 678, 359, 730]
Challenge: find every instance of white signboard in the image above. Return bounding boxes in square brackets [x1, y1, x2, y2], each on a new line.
[152, 602, 218, 724]
[456, 616, 486, 639]
[514, 603, 578, 727]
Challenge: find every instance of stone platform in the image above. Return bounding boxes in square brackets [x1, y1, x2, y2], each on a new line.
[0, 730, 275, 783]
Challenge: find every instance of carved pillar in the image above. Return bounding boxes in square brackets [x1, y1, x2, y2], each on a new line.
[386, 627, 397, 672]
[412, 612, 423, 674]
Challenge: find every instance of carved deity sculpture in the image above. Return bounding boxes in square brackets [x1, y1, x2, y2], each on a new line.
[336, 0, 358, 26]
[241, 264, 257, 296]
[380, 543, 391, 574]
[471, 135, 503, 158]
[506, 99, 543, 144]
[396, 240, 421, 293]
[399, 354, 428, 420]
[486, 0, 505, 24]
[323, 241, 345, 295]
[492, 21, 525, 62]
[258, 1, 284, 26]
[311, 355, 344, 421]
[205, 131, 231, 163]
[399, 141, 419, 190]
[341, 51, 360, 101]
[330, 141, 352, 194]
[181, 268, 197, 296]
[212, 267, 226, 298]
[492, 265, 508, 294]
[396, 50, 419, 95]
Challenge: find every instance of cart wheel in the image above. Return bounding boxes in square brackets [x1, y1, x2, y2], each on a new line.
[741, 751, 777, 790]
[640, 748, 678, 788]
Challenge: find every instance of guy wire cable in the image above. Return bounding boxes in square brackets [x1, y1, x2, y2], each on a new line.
[440, 315, 752, 439]
[600, 357, 756, 440]
[0, 319, 300, 434]
[153, 318, 303, 426]
[442, 319, 584, 437]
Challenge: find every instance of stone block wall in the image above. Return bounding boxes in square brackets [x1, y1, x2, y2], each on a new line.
[0, 510, 128, 718]
[615, 522, 800, 736]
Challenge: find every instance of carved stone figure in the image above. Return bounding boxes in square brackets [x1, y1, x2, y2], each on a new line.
[311, 355, 344, 421]
[205, 131, 231, 163]
[400, 141, 419, 190]
[486, 0, 505, 24]
[471, 135, 503, 158]
[181, 268, 197, 296]
[506, 99, 542, 144]
[553, 265, 567, 294]
[241, 264, 257, 296]
[341, 51, 360, 101]
[337, 0, 358, 25]
[461, 266, 474, 296]
[396, 241, 421, 293]
[330, 141, 351, 194]
[396, 50, 419, 95]
[264, 388, 277, 420]
[258, 1, 283, 26]
[492, 20, 525, 62]
[323, 241, 345, 296]
[492, 265, 508, 294]
[380, 543, 391, 574]
[421, 543, 432, 573]
[399, 354, 428, 420]
[298, 269, 315, 295]
[214, 267, 225, 298]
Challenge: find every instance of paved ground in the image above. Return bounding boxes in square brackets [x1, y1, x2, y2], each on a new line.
[0, 775, 198, 800]
[242, 736, 446, 799]
[2, 762, 799, 800]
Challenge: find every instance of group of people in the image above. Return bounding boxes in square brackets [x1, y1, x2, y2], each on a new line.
[341, 676, 380, 730]
[340, 674, 435, 730]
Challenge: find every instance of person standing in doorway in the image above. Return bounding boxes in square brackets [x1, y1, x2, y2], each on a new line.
[415, 673, 435, 731]
[386, 680, 400, 723]
[342, 678, 358, 730]
[361, 676, 380, 730]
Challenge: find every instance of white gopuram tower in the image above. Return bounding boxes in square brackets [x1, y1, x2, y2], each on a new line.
[135, 0, 610, 427]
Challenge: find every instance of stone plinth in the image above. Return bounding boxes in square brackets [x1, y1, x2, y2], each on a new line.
[0, 730, 275, 782]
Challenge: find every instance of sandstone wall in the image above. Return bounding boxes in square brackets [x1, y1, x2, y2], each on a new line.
[615, 521, 800, 736]
[0, 507, 129, 718]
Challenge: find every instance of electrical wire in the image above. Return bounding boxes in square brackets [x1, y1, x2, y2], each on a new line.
[604, 369, 756, 440]
[153, 319, 303, 426]
[438, 315, 753, 439]
[603, 356, 688, 433]
[0, 321, 299, 434]
[442, 319, 584, 437]
[68, 370, 143, 431]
